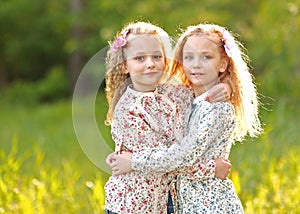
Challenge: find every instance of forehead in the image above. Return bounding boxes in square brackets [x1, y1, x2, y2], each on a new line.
[125, 34, 163, 56]
[183, 35, 219, 53]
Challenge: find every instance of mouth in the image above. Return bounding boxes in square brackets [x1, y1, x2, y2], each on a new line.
[190, 72, 204, 76]
[145, 71, 160, 75]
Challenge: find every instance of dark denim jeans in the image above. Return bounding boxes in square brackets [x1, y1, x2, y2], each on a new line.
[167, 191, 174, 214]
[104, 209, 117, 214]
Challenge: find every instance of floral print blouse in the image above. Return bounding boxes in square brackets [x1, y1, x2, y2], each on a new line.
[131, 92, 244, 213]
[105, 84, 192, 214]
[105, 84, 217, 213]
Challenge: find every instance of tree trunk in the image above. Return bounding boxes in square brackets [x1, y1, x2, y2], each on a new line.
[69, 0, 85, 92]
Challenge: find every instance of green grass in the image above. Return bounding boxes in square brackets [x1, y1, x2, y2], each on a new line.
[0, 92, 300, 213]
[230, 96, 300, 212]
[0, 93, 111, 213]
[0, 135, 107, 213]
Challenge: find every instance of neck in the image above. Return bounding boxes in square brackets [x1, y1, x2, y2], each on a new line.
[132, 85, 156, 93]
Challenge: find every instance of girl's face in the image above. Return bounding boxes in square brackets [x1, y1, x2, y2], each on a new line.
[124, 34, 165, 92]
[182, 35, 227, 96]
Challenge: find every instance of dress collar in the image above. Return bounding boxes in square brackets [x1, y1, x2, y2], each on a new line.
[126, 84, 159, 96]
[192, 91, 208, 105]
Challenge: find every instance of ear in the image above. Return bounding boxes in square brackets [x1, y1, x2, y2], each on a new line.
[219, 58, 228, 73]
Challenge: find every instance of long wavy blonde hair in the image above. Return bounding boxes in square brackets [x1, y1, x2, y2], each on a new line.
[105, 21, 172, 125]
[170, 23, 262, 141]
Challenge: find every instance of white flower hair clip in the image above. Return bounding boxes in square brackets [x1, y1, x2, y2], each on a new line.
[221, 28, 236, 58]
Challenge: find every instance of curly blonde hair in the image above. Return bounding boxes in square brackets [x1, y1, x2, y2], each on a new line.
[170, 23, 262, 141]
[105, 21, 172, 125]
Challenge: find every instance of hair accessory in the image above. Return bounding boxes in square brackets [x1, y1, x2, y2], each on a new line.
[112, 30, 129, 52]
[221, 28, 235, 57]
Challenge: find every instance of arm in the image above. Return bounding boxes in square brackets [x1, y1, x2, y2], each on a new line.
[109, 86, 232, 176]
[132, 102, 235, 173]
[205, 82, 232, 102]
[184, 157, 231, 180]
[109, 153, 231, 180]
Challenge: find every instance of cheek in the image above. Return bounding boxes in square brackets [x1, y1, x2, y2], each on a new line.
[127, 64, 140, 75]
[183, 66, 191, 75]
[157, 61, 165, 70]
[182, 59, 189, 68]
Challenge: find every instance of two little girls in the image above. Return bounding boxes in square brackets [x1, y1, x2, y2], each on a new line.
[105, 21, 261, 213]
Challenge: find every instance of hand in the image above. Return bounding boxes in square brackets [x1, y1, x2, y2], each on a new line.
[109, 152, 133, 176]
[205, 83, 232, 102]
[106, 152, 116, 166]
[215, 158, 231, 180]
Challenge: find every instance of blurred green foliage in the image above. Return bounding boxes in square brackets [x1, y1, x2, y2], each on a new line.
[0, 0, 300, 213]
[2, 67, 69, 104]
[0, 0, 299, 102]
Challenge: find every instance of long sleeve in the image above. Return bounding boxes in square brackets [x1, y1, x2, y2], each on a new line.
[112, 89, 178, 153]
[131, 99, 235, 174]
[105, 85, 183, 213]
[167, 157, 216, 180]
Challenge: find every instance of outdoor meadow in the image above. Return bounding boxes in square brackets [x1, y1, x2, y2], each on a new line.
[1, 0, 300, 213]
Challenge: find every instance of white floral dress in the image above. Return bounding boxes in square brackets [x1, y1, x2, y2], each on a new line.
[132, 92, 244, 214]
[105, 84, 196, 214]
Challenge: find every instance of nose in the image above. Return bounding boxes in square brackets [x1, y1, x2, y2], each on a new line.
[192, 56, 202, 68]
[146, 57, 155, 69]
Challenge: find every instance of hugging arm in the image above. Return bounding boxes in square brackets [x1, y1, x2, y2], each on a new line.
[109, 151, 231, 180]
[131, 102, 234, 175]
[206, 82, 232, 102]
[108, 84, 232, 177]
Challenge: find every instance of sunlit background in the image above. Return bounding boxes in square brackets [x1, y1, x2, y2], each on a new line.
[0, 0, 299, 213]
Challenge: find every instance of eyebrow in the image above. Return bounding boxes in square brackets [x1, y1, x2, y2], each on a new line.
[183, 50, 213, 54]
[134, 50, 163, 55]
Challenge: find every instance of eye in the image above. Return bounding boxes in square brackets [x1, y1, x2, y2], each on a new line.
[184, 55, 193, 60]
[153, 55, 163, 60]
[134, 56, 145, 61]
[203, 55, 212, 60]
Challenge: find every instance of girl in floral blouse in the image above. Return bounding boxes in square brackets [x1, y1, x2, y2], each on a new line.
[104, 21, 232, 214]
[109, 23, 263, 213]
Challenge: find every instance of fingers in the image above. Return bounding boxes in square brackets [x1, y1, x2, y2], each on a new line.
[112, 169, 122, 176]
[111, 164, 118, 172]
[205, 87, 217, 102]
[223, 158, 232, 171]
[106, 153, 115, 165]
[111, 164, 126, 176]
[107, 152, 133, 176]
[215, 158, 232, 180]
[223, 158, 232, 167]
[205, 87, 224, 102]
[206, 83, 232, 102]
[206, 91, 229, 102]
[222, 90, 231, 101]
[109, 156, 126, 176]
[110, 160, 121, 176]
[219, 82, 232, 101]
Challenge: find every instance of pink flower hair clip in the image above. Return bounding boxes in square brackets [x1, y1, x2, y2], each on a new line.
[221, 28, 236, 58]
[112, 30, 129, 52]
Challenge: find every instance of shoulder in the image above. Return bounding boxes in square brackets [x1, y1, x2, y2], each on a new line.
[159, 83, 193, 101]
[159, 83, 191, 94]
[200, 100, 234, 118]
[115, 87, 136, 108]
[190, 101, 235, 132]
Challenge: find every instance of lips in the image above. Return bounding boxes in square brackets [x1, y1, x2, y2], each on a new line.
[190, 72, 204, 76]
[144, 71, 160, 75]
